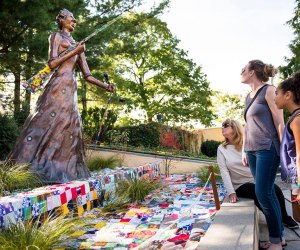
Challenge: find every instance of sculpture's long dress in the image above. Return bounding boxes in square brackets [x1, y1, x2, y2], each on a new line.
[10, 32, 91, 183]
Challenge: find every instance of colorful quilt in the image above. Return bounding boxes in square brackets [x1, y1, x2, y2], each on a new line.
[56, 174, 226, 250]
[0, 162, 160, 228]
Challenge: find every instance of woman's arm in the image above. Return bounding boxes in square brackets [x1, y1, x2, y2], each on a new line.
[242, 130, 248, 167]
[242, 96, 248, 167]
[77, 52, 114, 92]
[47, 33, 85, 69]
[291, 117, 300, 202]
[265, 86, 284, 141]
[217, 147, 237, 202]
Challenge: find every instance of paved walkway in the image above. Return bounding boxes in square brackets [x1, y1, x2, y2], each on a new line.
[259, 176, 300, 249]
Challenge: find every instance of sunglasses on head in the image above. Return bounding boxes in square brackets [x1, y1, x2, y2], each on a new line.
[222, 123, 231, 128]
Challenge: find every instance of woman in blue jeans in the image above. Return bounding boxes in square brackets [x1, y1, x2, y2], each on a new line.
[241, 60, 285, 250]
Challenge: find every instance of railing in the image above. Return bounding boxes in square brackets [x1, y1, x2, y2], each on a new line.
[209, 165, 221, 210]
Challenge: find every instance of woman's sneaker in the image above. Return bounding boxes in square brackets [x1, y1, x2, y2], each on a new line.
[283, 216, 299, 229]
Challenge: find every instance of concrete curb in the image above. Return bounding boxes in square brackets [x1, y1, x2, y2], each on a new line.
[198, 198, 259, 250]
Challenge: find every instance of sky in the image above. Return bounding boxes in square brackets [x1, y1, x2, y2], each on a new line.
[160, 0, 296, 95]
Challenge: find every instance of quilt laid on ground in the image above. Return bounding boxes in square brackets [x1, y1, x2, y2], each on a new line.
[56, 174, 226, 250]
[0, 162, 160, 228]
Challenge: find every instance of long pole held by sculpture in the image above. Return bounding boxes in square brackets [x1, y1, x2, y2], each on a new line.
[23, 14, 123, 93]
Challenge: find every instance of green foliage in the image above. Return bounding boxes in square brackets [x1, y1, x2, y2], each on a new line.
[116, 122, 160, 148]
[197, 165, 222, 183]
[201, 140, 222, 157]
[101, 202, 129, 213]
[87, 156, 122, 171]
[0, 114, 19, 160]
[14, 101, 30, 127]
[116, 178, 161, 203]
[280, 1, 300, 77]
[284, 109, 290, 123]
[82, 106, 118, 142]
[211, 91, 244, 125]
[0, 215, 76, 250]
[101, 5, 214, 125]
[116, 116, 142, 127]
[0, 162, 42, 196]
[107, 129, 129, 146]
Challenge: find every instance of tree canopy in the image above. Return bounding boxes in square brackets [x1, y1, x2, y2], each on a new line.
[280, 1, 300, 77]
[97, 10, 214, 125]
[211, 91, 244, 125]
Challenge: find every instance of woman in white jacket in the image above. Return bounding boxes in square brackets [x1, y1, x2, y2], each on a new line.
[217, 118, 298, 230]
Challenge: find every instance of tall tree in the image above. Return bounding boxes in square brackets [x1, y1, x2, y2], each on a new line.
[74, 0, 143, 117]
[280, 1, 300, 77]
[94, 6, 213, 126]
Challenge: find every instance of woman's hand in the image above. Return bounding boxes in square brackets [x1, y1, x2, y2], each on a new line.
[242, 151, 248, 166]
[106, 84, 116, 93]
[229, 193, 238, 203]
[297, 188, 300, 204]
[74, 41, 85, 54]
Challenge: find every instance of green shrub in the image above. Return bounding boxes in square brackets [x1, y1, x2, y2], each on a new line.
[0, 162, 42, 196]
[116, 178, 161, 203]
[82, 106, 118, 142]
[14, 101, 30, 127]
[117, 122, 160, 148]
[200, 140, 221, 157]
[87, 156, 122, 172]
[0, 215, 76, 250]
[197, 165, 222, 183]
[106, 129, 129, 146]
[102, 202, 129, 212]
[0, 113, 19, 160]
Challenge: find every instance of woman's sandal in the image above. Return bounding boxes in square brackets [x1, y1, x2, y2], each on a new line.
[259, 241, 286, 250]
[259, 241, 271, 250]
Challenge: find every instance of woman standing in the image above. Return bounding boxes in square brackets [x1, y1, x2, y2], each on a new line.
[242, 60, 285, 250]
[10, 9, 114, 183]
[275, 72, 300, 201]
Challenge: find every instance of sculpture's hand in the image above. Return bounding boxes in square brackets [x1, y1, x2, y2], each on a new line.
[74, 41, 85, 54]
[106, 84, 116, 93]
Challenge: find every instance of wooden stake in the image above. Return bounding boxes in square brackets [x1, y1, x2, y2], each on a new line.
[209, 165, 220, 210]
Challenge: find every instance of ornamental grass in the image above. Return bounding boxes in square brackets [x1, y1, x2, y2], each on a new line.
[0, 215, 76, 250]
[116, 178, 161, 203]
[87, 155, 122, 172]
[0, 161, 42, 196]
[197, 165, 222, 183]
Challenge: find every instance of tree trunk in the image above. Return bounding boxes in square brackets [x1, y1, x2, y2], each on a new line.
[13, 70, 21, 118]
[25, 88, 31, 105]
[24, 67, 31, 116]
[24, 56, 32, 111]
[147, 115, 153, 123]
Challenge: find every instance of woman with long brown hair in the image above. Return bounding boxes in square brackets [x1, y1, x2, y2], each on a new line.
[241, 60, 284, 250]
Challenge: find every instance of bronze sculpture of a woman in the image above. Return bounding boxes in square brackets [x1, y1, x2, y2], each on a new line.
[10, 9, 114, 183]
